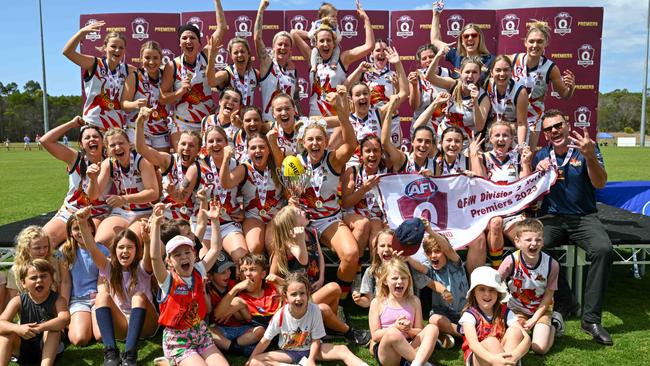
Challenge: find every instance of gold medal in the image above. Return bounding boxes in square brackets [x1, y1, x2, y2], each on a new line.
[152, 110, 159, 119]
[315, 200, 323, 209]
[259, 209, 267, 217]
[220, 207, 227, 215]
[180, 206, 188, 215]
[108, 102, 115, 110]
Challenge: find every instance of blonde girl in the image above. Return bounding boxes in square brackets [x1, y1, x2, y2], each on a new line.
[368, 258, 439, 366]
[352, 229, 395, 308]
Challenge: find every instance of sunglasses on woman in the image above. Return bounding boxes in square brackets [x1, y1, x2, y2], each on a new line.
[462, 33, 480, 40]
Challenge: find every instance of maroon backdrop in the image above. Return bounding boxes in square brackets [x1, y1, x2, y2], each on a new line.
[79, 7, 602, 137]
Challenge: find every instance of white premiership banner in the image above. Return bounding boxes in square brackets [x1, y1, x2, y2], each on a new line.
[377, 168, 557, 249]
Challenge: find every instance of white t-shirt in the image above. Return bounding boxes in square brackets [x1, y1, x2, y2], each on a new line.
[263, 302, 326, 351]
[459, 306, 518, 328]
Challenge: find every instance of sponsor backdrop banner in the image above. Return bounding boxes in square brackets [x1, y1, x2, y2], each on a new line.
[80, 8, 601, 135]
[377, 169, 557, 249]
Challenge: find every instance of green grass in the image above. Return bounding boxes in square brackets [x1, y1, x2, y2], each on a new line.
[1, 144, 650, 365]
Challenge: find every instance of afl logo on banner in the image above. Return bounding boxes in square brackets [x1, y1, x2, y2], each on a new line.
[501, 14, 520, 37]
[297, 78, 309, 100]
[340, 15, 358, 38]
[574, 106, 591, 127]
[405, 178, 439, 200]
[554, 12, 573, 36]
[235, 16, 252, 38]
[84, 19, 101, 41]
[161, 49, 175, 65]
[131, 17, 149, 41]
[398, 177, 448, 229]
[396, 15, 414, 39]
[446, 14, 465, 38]
[290, 15, 309, 31]
[187, 17, 204, 38]
[577, 44, 595, 68]
[214, 48, 229, 70]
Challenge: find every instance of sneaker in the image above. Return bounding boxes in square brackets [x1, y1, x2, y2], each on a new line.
[345, 327, 371, 347]
[337, 306, 347, 324]
[121, 350, 137, 366]
[103, 348, 122, 366]
[153, 357, 170, 366]
[551, 311, 565, 337]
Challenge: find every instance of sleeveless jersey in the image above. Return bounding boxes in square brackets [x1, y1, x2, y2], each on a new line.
[413, 67, 451, 121]
[506, 250, 554, 315]
[109, 151, 155, 212]
[260, 60, 297, 121]
[238, 283, 282, 327]
[299, 151, 341, 219]
[233, 129, 248, 163]
[461, 305, 509, 362]
[434, 152, 469, 176]
[172, 52, 213, 126]
[201, 114, 237, 147]
[241, 162, 283, 222]
[345, 164, 385, 219]
[158, 268, 207, 330]
[441, 88, 486, 140]
[286, 228, 321, 286]
[273, 121, 300, 156]
[483, 151, 520, 185]
[309, 58, 347, 116]
[161, 153, 198, 221]
[511, 54, 555, 126]
[400, 153, 436, 174]
[82, 57, 128, 130]
[197, 156, 239, 224]
[350, 108, 382, 141]
[127, 68, 169, 136]
[486, 79, 524, 124]
[63, 152, 110, 217]
[362, 66, 394, 108]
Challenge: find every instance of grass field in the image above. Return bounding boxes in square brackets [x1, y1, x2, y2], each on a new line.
[1, 144, 650, 365]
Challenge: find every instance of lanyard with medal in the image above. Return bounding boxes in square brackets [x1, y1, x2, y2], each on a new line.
[115, 154, 135, 206]
[232, 65, 252, 106]
[180, 54, 196, 85]
[250, 164, 269, 217]
[273, 60, 293, 93]
[209, 157, 228, 215]
[278, 125, 297, 155]
[443, 157, 462, 175]
[174, 154, 190, 215]
[105, 61, 122, 110]
[490, 79, 510, 122]
[359, 166, 377, 211]
[143, 69, 160, 119]
[307, 158, 324, 209]
[549, 147, 574, 181]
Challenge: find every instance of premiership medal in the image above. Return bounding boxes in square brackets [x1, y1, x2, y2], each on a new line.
[151, 110, 159, 119]
[259, 209, 267, 217]
[180, 206, 188, 215]
[108, 102, 115, 110]
[220, 207, 227, 215]
[315, 200, 323, 209]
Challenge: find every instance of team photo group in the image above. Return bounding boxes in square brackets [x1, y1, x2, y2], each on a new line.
[0, 0, 615, 365]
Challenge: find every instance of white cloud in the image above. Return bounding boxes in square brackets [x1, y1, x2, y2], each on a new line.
[415, 3, 432, 10]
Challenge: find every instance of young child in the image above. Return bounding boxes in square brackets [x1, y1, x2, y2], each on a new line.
[77, 207, 158, 366]
[248, 272, 369, 366]
[498, 219, 561, 353]
[460, 266, 530, 366]
[0, 259, 70, 366]
[368, 258, 439, 366]
[59, 211, 109, 346]
[307, 2, 342, 72]
[352, 229, 396, 308]
[150, 202, 227, 366]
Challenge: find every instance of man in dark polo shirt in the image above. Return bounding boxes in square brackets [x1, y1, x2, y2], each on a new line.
[533, 109, 613, 345]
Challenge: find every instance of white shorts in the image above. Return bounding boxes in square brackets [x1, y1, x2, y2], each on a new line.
[170, 118, 202, 134]
[201, 221, 243, 242]
[126, 128, 170, 149]
[69, 294, 97, 314]
[308, 212, 342, 237]
[109, 207, 152, 224]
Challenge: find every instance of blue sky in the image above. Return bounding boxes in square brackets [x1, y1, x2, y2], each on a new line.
[1, 0, 644, 95]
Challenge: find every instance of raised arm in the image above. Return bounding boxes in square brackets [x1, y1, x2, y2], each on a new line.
[40, 116, 84, 166]
[425, 46, 445, 82]
[472, 87, 489, 132]
[149, 203, 170, 284]
[344, 61, 370, 88]
[378, 47, 408, 119]
[408, 71, 421, 111]
[176, 163, 200, 203]
[412, 92, 449, 130]
[121, 70, 147, 112]
[201, 201, 223, 270]
[568, 129, 607, 189]
[549, 65, 575, 100]
[290, 28, 312, 60]
[62, 21, 104, 71]
[381, 95, 406, 171]
[76, 206, 108, 269]
[468, 133, 486, 177]
[340, 1, 374, 69]
[429, 9, 452, 54]
[423, 218, 461, 264]
[86, 158, 110, 201]
[135, 107, 171, 168]
[515, 88, 529, 147]
[254, 0, 272, 75]
[213, 0, 227, 47]
[329, 86, 357, 172]
[219, 146, 246, 189]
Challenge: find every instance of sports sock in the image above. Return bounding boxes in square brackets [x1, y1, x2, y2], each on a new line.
[125, 307, 146, 352]
[95, 306, 116, 349]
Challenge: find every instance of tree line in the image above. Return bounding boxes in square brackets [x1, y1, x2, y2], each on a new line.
[0, 81, 647, 141]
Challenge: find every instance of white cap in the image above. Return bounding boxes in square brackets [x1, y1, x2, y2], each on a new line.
[165, 235, 193, 255]
[466, 266, 508, 300]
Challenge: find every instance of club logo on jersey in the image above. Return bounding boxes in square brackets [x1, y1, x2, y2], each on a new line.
[395, 15, 414, 39]
[554, 12, 572, 36]
[446, 14, 465, 38]
[84, 19, 101, 41]
[235, 16, 252, 38]
[501, 14, 520, 37]
[186, 17, 204, 38]
[131, 17, 150, 41]
[340, 15, 358, 38]
[398, 179, 448, 229]
[577, 44, 595, 68]
[574, 107, 591, 127]
[162, 49, 175, 65]
[214, 48, 229, 70]
[290, 15, 309, 31]
[298, 77, 309, 100]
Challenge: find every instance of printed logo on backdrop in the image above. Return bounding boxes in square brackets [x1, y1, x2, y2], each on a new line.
[235, 16, 252, 38]
[400, 138, 411, 153]
[550, 83, 561, 99]
[501, 14, 520, 37]
[215, 48, 229, 70]
[446, 14, 465, 38]
[131, 17, 150, 41]
[340, 15, 358, 38]
[162, 49, 175, 65]
[554, 12, 573, 36]
[84, 19, 101, 41]
[290, 15, 309, 31]
[577, 44, 595, 67]
[397, 177, 449, 229]
[396, 15, 414, 39]
[187, 17, 204, 38]
[298, 78, 309, 100]
[574, 107, 591, 127]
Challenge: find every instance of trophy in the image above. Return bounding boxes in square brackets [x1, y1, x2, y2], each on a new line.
[277, 155, 312, 198]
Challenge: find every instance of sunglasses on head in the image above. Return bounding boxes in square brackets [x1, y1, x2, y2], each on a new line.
[462, 33, 480, 40]
[542, 121, 564, 133]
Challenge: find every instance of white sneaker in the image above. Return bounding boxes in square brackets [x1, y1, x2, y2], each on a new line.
[551, 311, 565, 337]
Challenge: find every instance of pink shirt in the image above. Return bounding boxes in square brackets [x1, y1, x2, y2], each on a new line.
[100, 258, 153, 316]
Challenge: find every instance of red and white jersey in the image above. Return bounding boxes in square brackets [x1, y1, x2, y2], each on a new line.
[299, 151, 341, 219]
[440, 88, 486, 140]
[225, 64, 258, 107]
[309, 58, 347, 117]
[350, 108, 382, 141]
[109, 151, 156, 212]
[362, 66, 394, 109]
[511, 54, 555, 126]
[233, 129, 248, 163]
[506, 250, 554, 315]
[172, 52, 213, 126]
[241, 162, 283, 222]
[127, 68, 169, 136]
[260, 60, 297, 121]
[201, 114, 237, 148]
[82, 57, 128, 130]
[197, 156, 240, 224]
[434, 152, 469, 175]
[272, 121, 300, 157]
[345, 164, 385, 219]
[64, 152, 110, 217]
[400, 153, 436, 174]
[412, 67, 450, 121]
[162, 153, 197, 221]
[486, 79, 525, 124]
[483, 151, 520, 185]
